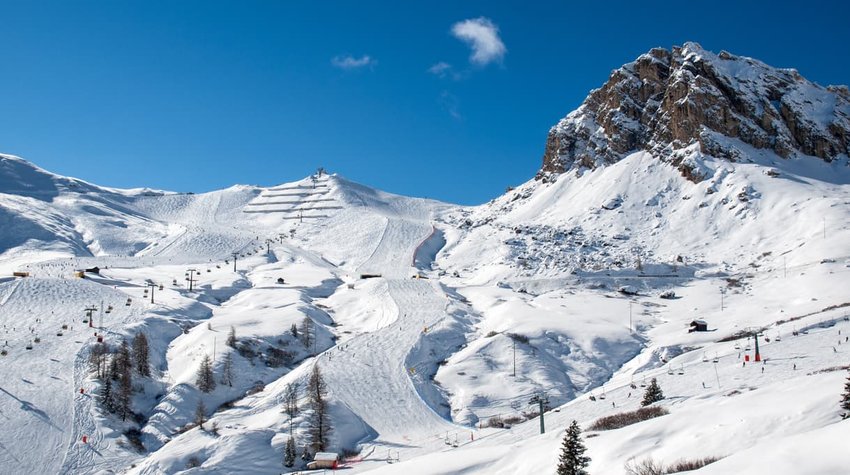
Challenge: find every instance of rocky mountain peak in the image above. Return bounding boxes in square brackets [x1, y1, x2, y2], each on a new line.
[539, 42, 850, 182]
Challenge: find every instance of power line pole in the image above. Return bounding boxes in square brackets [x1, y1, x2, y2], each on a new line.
[186, 268, 198, 291]
[720, 286, 725, 311]
[232, 252, 238, 272]
[146, 282, 157, 304]
[84, 306, 97, 328]
[529, 392, 548, 434]
[629, 300, 633, 333]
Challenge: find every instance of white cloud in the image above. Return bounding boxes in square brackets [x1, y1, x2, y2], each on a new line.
[450, 17, 506, 66]
[331, 55, 377, 70]
[428, 62, 453, 77]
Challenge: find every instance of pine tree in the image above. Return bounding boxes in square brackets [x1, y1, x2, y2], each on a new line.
[226, 326, 237, 348]
[642, 377, 664, 407]
[89, 342, 110, 380]
[557, 420, 591, 475]
[116, 357, 133, 421]
[116, 339, 133, 375]
[299, 318, 314, 351]
[283, 436, 297, 468]
[307, 364, 331, 452]
[284, 382, 300, 419]
[100, 365, 115, 413]
[196, 354, 216, 393]
[220, 352, 233, 387]
[132, 332, 150, 377]
[195, 399, 207, 429]
[290, 323, 298, 339]
[841, 369, 850, 418]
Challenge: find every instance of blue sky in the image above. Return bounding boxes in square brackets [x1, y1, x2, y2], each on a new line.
[0, 1, 847, 204]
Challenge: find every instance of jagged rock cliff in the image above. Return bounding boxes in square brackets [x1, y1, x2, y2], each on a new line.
[539, 42, 850, 182]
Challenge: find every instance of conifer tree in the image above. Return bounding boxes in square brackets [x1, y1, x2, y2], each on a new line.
[89, 342, 110, 379]
[841, 369, 850, 418]
[290, 323, 298, 339]
[226, 326, 237, 348]
[195, 399, 207, 429]
[100, 365, 115, 413]
[116, 339, 133, 375]
[299, 318, 314, 350]
[642, 377, 664, 407]
[283, 436, 297, 468]
[307, 364, 331, 452]
[117, 358, 133, 421]
[196, 354, 216, 393]
[220, 352, 233, 387]
[284, 382, 300, 419]
[111, 339, 134, 420]
[132, 332, 150, 377]
[557, 420, 590, 475]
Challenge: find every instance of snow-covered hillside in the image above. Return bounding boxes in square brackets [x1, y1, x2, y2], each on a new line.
[1, 42, 849, 475]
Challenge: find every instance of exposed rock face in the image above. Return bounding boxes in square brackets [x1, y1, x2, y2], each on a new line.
[539, 42, 850, 182]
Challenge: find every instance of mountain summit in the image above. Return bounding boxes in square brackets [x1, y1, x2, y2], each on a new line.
[539, 42, 850, 182]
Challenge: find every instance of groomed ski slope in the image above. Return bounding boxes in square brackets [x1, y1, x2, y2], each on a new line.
[1, 151, 850, 474]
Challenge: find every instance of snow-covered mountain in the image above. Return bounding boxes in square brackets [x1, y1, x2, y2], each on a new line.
[1, 43, 849, 475]
[539, 42, 850, 181]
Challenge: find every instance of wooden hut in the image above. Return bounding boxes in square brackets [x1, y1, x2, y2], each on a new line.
[306, 452, 339, 470]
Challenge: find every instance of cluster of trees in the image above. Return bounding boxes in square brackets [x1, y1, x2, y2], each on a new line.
[842, 369, 850, 419]
[283, 364, 332, 468]
[89, 333, 150, 421]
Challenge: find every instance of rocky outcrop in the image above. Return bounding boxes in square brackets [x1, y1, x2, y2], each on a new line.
[539, 43, 850, 182]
